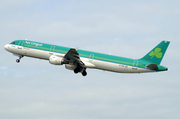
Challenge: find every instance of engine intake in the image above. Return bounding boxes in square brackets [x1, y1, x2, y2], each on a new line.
[65, 64, 76, 70]
[49, 55, 63, 65]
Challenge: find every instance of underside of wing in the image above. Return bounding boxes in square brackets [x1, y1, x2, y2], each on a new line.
[63, 48, 87, 76]
[63, 48, 84, 67]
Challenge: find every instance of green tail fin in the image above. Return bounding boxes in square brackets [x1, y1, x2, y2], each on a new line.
[141, 41, 170, 64]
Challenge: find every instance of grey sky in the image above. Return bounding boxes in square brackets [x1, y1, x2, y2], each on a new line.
[0, 0, 180, 119]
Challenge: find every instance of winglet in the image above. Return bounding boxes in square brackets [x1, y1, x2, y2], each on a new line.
[75, 47, 79, 51]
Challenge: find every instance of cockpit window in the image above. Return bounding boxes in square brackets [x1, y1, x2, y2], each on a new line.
[10, 42, 15, 44]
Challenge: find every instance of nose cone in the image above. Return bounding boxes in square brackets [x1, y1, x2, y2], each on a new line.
[4, 44, 10, 51]
[4, 44, 8, 50]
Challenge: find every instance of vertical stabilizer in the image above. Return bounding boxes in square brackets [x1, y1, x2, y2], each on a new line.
[141, 41, 170, 64]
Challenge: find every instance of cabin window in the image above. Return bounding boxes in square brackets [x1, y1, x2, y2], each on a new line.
[10, 42, 15, 44]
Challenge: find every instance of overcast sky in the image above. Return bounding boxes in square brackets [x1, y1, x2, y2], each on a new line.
[0, 0, 180, 119]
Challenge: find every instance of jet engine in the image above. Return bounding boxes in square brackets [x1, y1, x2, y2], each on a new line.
[49, 55, 63, 65]
[65, 64, 76, 70]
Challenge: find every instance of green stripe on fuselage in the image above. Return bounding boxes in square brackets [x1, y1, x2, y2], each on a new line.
[11, 40, 151, 69]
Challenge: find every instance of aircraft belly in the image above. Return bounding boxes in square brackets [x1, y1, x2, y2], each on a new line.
[12, 47, 50, 60]
[92, 59, 154, 73]
[11, 46, 25, 55]
[26, 49, 50, 59]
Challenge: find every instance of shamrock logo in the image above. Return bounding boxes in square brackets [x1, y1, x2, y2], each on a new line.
[149, 48, 163, 58]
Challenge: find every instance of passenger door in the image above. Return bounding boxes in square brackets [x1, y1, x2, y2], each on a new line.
[132, 61, 138, 70]
[18, 41, 24, 49]
[49, 46, 55, 55]
[89, 54, 94, 62]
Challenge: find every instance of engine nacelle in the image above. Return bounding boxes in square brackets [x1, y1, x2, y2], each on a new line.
[49, 55, 63, 65]
[65, 64, 76, 70]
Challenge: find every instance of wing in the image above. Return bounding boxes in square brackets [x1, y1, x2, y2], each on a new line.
[63, 48, 84, 67]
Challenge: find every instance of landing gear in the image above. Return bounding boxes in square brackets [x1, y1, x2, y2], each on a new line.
[16, 56, 23, 63]
[16, 59, 20, 63]
[82, 70, 87, 76]
[73, 67, 87, 76]
[74, 68, 80, 74]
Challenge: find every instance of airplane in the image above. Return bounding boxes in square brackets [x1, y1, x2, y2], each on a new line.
[4, 40, 170, 76]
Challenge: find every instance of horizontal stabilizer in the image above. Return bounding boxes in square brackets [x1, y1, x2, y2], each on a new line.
[146, 63, 158, 70]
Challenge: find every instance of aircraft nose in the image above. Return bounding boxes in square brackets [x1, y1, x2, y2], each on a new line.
[4, 44, 9, 51]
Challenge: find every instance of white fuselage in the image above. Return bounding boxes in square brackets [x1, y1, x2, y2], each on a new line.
[5, 44, 154, 73]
